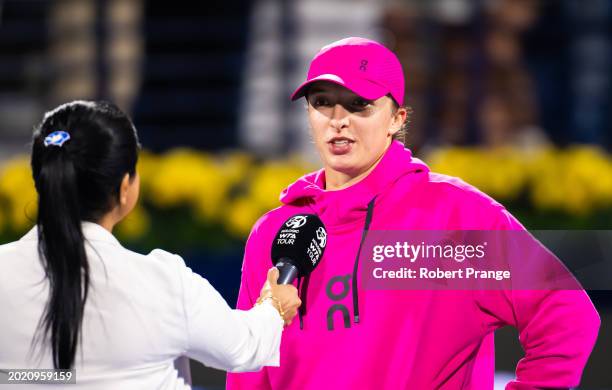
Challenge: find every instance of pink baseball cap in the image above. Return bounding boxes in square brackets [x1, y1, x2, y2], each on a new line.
[290, 37, 405, 105]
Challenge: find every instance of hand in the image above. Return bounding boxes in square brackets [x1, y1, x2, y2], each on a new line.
[258, 267, 301, 326]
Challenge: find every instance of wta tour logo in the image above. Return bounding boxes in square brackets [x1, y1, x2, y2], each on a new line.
[285, 215, 308, 229]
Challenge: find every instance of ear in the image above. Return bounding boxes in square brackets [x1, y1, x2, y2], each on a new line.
[119, 173, 131, 207]
[389, 106, 408, 136]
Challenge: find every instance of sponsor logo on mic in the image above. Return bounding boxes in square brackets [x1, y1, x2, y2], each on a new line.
[285, 215, 308, 229]
[307, 238, 323, 265]
[316, 227, 327, 248]
[276, 229, 299, 245]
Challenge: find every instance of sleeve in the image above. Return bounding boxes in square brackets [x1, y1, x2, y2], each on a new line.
[170, 249, 284, 373]
[227, 221, 275, 390]
[474, 207, 601, 390]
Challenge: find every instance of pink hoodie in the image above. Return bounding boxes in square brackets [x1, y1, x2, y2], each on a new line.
[227, 141, 600, 390]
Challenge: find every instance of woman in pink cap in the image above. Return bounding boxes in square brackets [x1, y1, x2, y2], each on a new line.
[227, 37, 599, 389]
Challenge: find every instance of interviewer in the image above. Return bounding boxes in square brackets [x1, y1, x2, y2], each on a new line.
[0, 100, 300, 389]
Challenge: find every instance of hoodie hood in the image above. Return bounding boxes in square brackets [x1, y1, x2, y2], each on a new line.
[280, 140, 429, 228]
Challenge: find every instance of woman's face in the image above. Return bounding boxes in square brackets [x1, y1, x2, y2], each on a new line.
[306, 82, 406, 184]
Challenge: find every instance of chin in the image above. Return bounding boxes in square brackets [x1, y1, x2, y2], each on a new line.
[328, 160, 363, 177]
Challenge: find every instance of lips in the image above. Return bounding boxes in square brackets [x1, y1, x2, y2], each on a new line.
[328, 137, 354, 145]
[327, 137, 354, 155]
[331, 140, 350, 146]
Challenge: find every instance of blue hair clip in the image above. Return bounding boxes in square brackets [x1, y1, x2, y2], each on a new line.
[44, 131, 71, 147]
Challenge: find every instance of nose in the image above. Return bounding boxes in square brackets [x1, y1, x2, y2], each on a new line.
[329, 104, 349, 131]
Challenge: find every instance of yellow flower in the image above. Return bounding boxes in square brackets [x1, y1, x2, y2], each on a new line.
[225, 196, 264, 238]
[216, 155, 312, 238]
[0, 157, 37, 232]
[564, 145, 612, 211]
[115, 204, 150, 240]
[426, 147, 527, 200]
[526, 145, 612, 215]
[527, 148, 562, 211]
[219, 151, 254, 187]
[426, 147, 469, 179]
[248, 158, 313, 212]
[191, 165, 230, 222]
[147, 149, 228, 221]
[482, 147, 527, 199]
[136, 150, 161, 194]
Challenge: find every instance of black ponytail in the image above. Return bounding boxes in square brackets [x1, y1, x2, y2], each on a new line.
[31, 101, 139, 369]
[35, 145, 89, 369]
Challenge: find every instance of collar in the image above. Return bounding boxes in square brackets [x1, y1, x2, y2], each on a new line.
[20, 221, 121, 246]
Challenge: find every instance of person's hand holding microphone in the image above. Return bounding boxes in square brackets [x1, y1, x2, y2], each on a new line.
[257, 214, 327, 326]
[257, 267, 301, 326]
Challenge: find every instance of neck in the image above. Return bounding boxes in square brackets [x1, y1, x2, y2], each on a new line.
[96, 212, 118, 233]
[325, 147, 388, 191]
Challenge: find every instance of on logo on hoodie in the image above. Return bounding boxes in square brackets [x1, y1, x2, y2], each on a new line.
[326, 274, 352, 330]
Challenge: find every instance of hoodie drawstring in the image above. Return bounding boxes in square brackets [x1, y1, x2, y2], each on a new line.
[352, 197, 376, 324]
[297, 197, 375, 329]
[297, 275, 310, 330]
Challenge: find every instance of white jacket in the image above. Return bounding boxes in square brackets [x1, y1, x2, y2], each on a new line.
[0, 222, 283, 389]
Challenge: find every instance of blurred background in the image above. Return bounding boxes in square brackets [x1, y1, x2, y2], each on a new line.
[1, 0, 611, 389]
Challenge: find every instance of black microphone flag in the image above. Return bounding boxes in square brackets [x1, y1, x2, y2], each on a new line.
[271, 214, 327, 284]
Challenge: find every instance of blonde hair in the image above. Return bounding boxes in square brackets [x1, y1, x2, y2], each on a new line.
[391, 100, 413, 146]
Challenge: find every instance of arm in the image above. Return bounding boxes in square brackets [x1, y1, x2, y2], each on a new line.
[475, 208, 600, 389]
[227, 223, 275, 389]
[178, 256, 284, 373]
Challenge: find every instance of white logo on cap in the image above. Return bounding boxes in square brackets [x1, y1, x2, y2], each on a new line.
[286, 215, 307, 229]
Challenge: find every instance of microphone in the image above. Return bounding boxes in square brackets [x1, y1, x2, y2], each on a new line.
[271, 214, 327, 284]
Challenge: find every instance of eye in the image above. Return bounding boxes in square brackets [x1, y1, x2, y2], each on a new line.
[349, 98, 372, 112]
[353, 98, 369, 106]
[311, 96, 331, 107]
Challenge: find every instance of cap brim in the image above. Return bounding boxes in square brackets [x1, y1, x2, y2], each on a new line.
[290, 74, 388, 101]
